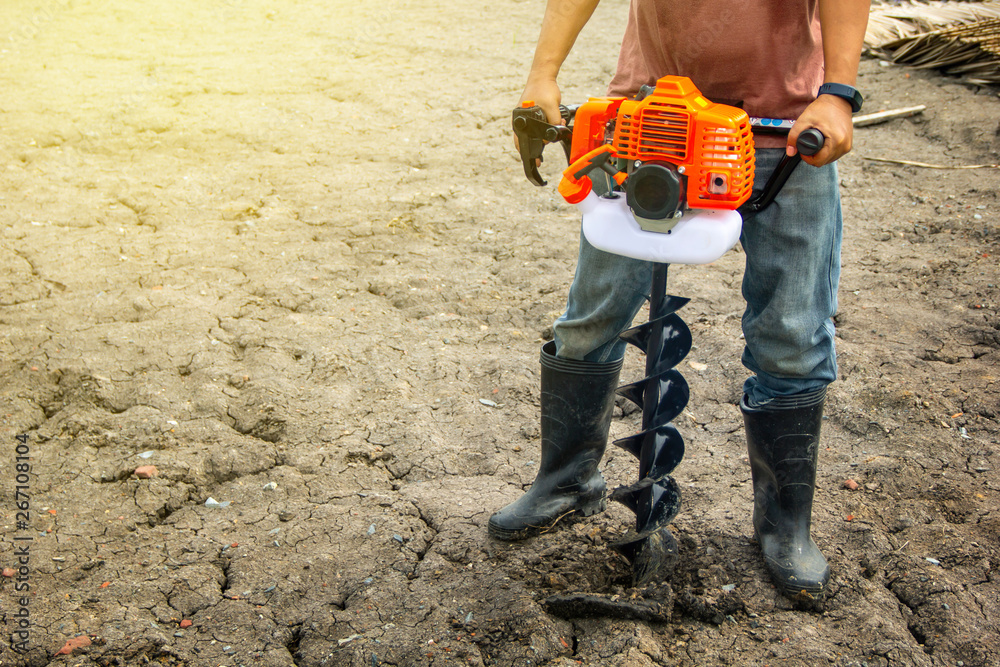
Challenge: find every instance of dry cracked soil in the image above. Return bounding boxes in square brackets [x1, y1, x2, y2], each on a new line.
[1, 1, 999, 666]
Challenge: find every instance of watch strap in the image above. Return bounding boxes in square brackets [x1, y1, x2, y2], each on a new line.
[817, 83, 863, 113]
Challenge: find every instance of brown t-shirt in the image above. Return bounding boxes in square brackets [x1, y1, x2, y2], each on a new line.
[607, 0, 825, 147]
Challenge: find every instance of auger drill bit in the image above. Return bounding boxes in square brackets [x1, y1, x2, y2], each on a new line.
[612, 263, 690, 587]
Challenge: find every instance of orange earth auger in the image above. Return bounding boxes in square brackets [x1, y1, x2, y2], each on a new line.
[512, 75, 823, 589]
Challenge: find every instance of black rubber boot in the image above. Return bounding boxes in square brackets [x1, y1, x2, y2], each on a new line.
[488, 341, 623, 541]
[741, 388, 830, 598]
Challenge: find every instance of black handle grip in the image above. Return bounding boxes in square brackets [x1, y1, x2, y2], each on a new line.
[796, 128, 824, 156]
[512, 106, 549, 186]
[746, 129, 827, 213]
[512, 105, 578, 187]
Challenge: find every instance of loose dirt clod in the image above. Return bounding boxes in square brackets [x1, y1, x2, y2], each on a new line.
[54, 636, 91, 656]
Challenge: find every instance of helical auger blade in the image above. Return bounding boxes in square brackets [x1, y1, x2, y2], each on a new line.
[619, 311, 693, 366]
[612, 423, 685, 481]
[611, 477, 683, 586]
[611, 477, 682, 536]
[611, 273, 690, 587]
[616, 369, 690, 428]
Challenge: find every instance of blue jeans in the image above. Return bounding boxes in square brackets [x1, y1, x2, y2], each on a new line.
[552, 149, 842, 407]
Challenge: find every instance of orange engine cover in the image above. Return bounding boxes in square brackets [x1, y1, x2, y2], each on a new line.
[570, 76, 755, 211]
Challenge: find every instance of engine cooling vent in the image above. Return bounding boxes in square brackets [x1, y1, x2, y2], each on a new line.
[691, 118, 754, 206]
[615, 103, 691, 161]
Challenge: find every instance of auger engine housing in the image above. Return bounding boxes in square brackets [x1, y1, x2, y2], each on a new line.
[559, 76, 755, 231]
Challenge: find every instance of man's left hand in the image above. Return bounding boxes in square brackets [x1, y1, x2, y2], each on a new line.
[787, 95, 854, 167]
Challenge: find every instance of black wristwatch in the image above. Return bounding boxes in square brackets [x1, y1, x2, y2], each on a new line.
[817, 83, 863, 113]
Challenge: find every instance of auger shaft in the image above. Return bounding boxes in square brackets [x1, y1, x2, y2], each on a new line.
[612, 261, 691, 586]
[643, 264, 668, 429]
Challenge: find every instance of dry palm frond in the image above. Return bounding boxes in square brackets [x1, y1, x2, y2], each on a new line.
[882, 18, 1000, 85]
[866, 1, 1000, 49]
[866, 2, 1000, 86]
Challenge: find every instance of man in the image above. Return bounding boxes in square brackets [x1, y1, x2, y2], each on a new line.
[489, 0, 870, 598]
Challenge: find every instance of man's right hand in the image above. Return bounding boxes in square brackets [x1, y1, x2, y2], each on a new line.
[514, 77, 564, 163]
[520, 77, 563, 125]
[514, 77, 564, 159]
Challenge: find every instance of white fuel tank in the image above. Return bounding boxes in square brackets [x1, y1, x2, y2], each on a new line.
[578, 192, 743, 265]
